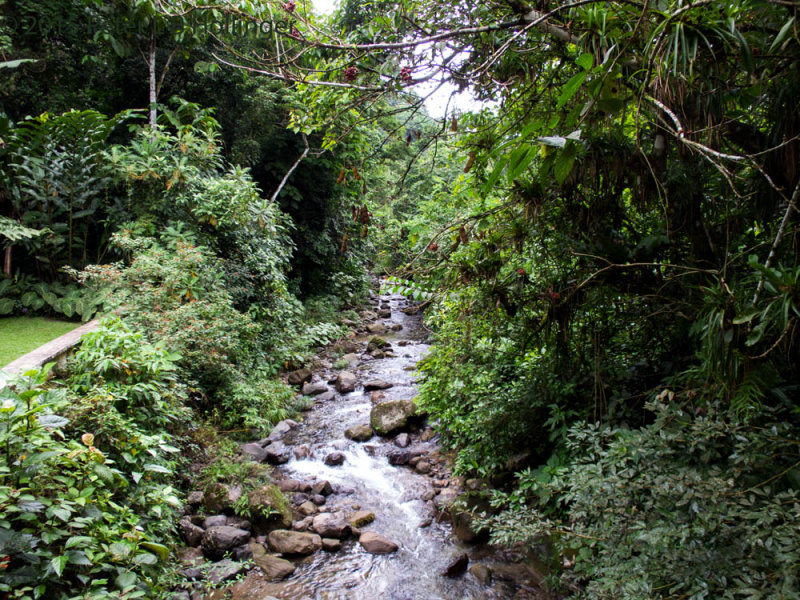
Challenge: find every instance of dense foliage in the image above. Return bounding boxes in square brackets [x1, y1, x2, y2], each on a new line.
[2, 0, 800, 598]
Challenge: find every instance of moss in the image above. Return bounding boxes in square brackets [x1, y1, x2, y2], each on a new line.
[248, 483, 292, 530]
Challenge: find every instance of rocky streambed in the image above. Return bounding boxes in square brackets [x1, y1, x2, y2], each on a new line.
[174, 290, 547, 599]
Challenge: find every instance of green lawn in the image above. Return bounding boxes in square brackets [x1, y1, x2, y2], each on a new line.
[0, 317, 81, 368]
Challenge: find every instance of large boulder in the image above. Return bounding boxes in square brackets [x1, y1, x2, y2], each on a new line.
[336, 371, 358, 394]
[267, 530, 322, 555]
[287, 368, 312, 386]
[312, 513, 351, 539]
[358, 531, 398, 554]
[248, 484, 293, 530]
[344, 424, 373, 442]
[201, 526, 251, 560]
[370, 399, 417, 435]
[250, 543, 295, 581]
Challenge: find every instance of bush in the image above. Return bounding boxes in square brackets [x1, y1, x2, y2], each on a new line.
[485, 397, 800, 599]
[0, 367, 177, 599]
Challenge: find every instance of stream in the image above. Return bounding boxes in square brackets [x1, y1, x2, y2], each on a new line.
[225, 290, 544, 600]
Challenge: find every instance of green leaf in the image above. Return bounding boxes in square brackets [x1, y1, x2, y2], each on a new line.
[576, 53, 594, 70]
[49, 555, 67, 577]
[557, 71, 588, 108]
[139, 542, 169, 561]
[769, 17, 796, 53]
[115, 571, 137, 591]
[65, 536, 93, 549]
[506, 145, 535, 184]
[553, 143, 578, 184]
[0, 59, 38, 69]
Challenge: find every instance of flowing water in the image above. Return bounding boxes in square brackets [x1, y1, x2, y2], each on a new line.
[230, 292, 542, 600]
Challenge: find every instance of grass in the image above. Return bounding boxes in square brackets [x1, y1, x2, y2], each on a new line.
[0, 317, 81, 367]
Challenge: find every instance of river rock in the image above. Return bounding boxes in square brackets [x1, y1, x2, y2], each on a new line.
[302, 382, 329, 396]
[203, 483, 242, 513]
[360, 310, 378, 321]
[186, 490, 204, 507]
[391, 324, 403, 331]
[370, 399, 417, 435]
[287, 368, 312, 386]
[248, 484, 293, 529]
[312, 480, 333, 496]
[415, 461, 432, 474]
[359, 531, 399, 554]
[298, 501, 318, 516]
[344, 424, 374, 442]
[370, 349, 386, 359]
[469, 564, 492, 585]
[267, 530, 322, 555]
[378, 309, 391, 318]
[311, 494, 326, 505]
[387, 450, 410, 465]
[227, 517, 252, 532]
[366, 322, 388, 334]
[241, 442, 269, 463]
[443, 553, 469, 577]
[316, 391, 336, 402]
[312, 513, 351, 539]
[348, 510, 375, 528]
[394, 433, 410, 448]
[420, 427, 436, 442]
[290, 492, 309, 505]
[264, 441, 290, 464]
[250, 542, 295, 581]
[268, 419, 298, 442]
[208, 558, 244, 584]
[434, 488, 459, 511]
[292, 516, 313, 531]
[324, 452, 346, 466]
[277, 479, 312, 493]
[293, 444, 311, 460]
[336, 371, 357, 393]
[364, 379, 393, 391]
[322, 538, 341, 552]
[201, 526, 251, 560]
[202, 515, 228, 529]
[178, 518, 204, 547]
[367, 336, 388, 352]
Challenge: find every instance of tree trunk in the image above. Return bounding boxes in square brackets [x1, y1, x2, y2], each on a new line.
[148, 22, 157, 129]
[3, 246, 11, 277]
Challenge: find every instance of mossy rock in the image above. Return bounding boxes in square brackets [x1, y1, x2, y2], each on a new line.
[248, 483, 292, 530]
[367, 336, 389, 352]
[369, 399, 417, 435]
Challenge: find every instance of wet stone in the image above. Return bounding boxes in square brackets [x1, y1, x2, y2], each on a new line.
[316, 391, 336, 402]
[321, 538, 341, 552]
[298, 501, 318, 516]
[324, 452, 345, 466]
[363, 379, 393, 391]
[241, 442, 269, 463]
[348, 510, 375, 528]
[290, 493, 309, 505]
[267, 530, 322, 555]
[470, 564, 493, 585]
[344, 424, 374, 442]
[202, 515, 228, 529]
[278, 479, 312, 493]
[302, 382, 329, 396]
[394, 433, 410, 448]
[359, 531, 399, 554]
[293, 445, 311, 460]
[264, 442, 291, 464]
[179, 518, 204, 547]
[443, 554, 470, 578]
[287, 368, 312, 386]
[312, 480, 333, 496]
[415, 461, 432, 474]
[388, 450, 410, 465]
[311, 494, 326, 505]
[232, 543, 253, 561]
[187, 491, 204, 506]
